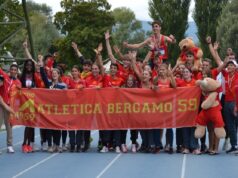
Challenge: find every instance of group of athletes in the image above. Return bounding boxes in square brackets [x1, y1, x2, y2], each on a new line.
[0, 20, 238, 156]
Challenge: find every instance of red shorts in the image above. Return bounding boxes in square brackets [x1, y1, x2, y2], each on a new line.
[196, 105, 224, 128]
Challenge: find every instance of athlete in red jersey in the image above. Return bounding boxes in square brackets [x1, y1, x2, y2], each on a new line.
[123, 20, 176, 61]
[0, 64, 21, 153]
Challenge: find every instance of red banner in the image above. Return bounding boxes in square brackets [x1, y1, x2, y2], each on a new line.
[10, 87, 201, 130]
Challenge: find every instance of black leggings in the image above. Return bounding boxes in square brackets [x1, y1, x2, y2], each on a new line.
[23, 127, 34, 145]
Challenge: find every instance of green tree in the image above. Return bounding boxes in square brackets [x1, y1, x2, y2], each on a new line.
[0, 0, 60, 58]
[216, 0, 238, 58]
[0, 0, 23, 52]
[111, 7, 146, 58]
[54, 0, 114, 66]
[193, 0, 228, 58]
[149, 0, 191, 64]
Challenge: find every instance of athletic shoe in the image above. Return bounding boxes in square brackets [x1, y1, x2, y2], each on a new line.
[7, 146, 15, 153]
[121, 144, 127, 153]
[56, 146, 63, 153]
[41, 142, 48, 152]
[62, 144, 68, 151]
[100, 146, 109, 153]
[182, 148, 190, 154]
[47, 146, 54, 153]
[192, 149, 201, 155]
[115, 146, 121, 153]
[222, 138, 230, 151]
[27, 145, 33, 153]
[226, 147, 238, 154]
[31, 143, 40, 152]
[131, 144, 137, 153]
[22, 145, 29, 153]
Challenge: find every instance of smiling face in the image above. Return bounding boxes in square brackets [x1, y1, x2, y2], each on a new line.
[92, 64, 99, 77]
[182, 68, 192, 80]
[9, 66, 18, 77]
[71, 67, 80, 79]
[52, 69, 60, 81]
[152, 23, 161, 34]
[142, 70, 151, 82]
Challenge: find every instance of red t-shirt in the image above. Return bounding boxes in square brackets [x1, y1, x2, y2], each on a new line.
[61, 75, 71, 87]
[85, 74, 103, 88]
[222, 70, 238, 102]
[117, 62, 134, 81]
[68, 78, 86, 89]
[177, 78, 196, 87]
[103, 75, 124, 88]
[196, 68, 219, 80]
[157, 79, 171, 88]
[34, 72, 45, 88]
[0, 68, 21, 104]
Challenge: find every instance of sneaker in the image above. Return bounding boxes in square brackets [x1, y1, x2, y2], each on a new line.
[22, 145, 29, 153]
[192, 149, 201, 155]
[121, 144, 127, 153]
[226, 147, 238, 154]
[131, 144, 137, 153]
[182, 148, 190, 154]
[100, 146, 109, 153]
[41, 143, 48, 152]
[168, 148, 174, 154]
[62, 144, 68, 151]
[47, 146, 54, 153]
[7, 146, 15, 153]
[30, 143, 40, 152]
[27, 145, 33, 153]
[56, 146, 62, 153]
[223, 138, 230, 151]
[115, 146, 121, 153]
[152, 147, 160, 154]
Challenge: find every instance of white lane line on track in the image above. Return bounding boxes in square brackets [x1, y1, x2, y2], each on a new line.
[96, 153, 122, 178]
[10, 130, 98, 178]
[180, 154, 187, 178]
[12, 153, 59, 178]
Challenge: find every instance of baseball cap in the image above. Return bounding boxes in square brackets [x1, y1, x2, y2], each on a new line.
[227, 60, 238, 68]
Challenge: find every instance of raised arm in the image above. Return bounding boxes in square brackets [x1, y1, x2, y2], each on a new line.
[71, 42, 87, 64]
[94, 43, 105, 76]
[142, 51, 152, 68]
[206, 36, 222, 66]
[129, 51, 142, 81]
[168, 66, 176, 88]
[38, 55, 50, 88]
[105, 30, 117, 64]
[113, 45, 124, 61]
[123, 38, 150, 49]
[23, 40, 37, 64]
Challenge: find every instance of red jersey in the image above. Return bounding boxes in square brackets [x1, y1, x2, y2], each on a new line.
[117, 62, 134, 81]
[222, 70, 238, 102]
[157, 79, 171, 88]
[177, 78, 196, 87]
[150, 35, 168, 60]
[103, 75, 124, 88]
[68, 78, 86, 89]
[196, 68, 219, 80]
[61, 75, 71, 87]
[34, 72, 45, 88]
[235, 85, 238, 109]
[0, 68, 21, 104]
[85, 74, 103, 88]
